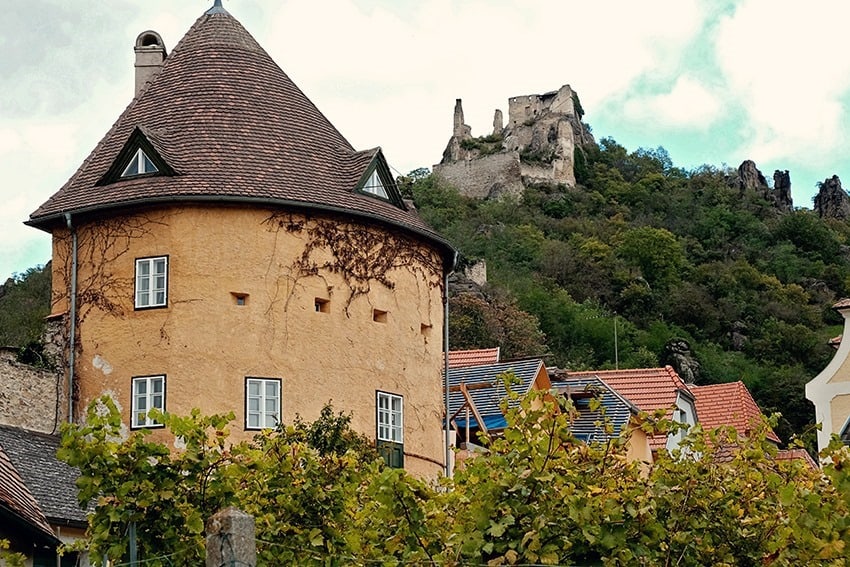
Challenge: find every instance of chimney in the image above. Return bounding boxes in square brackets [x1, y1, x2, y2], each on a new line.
[134, 31, 166, 96]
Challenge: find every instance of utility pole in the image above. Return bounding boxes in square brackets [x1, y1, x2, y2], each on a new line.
[614, 314, 619, 370]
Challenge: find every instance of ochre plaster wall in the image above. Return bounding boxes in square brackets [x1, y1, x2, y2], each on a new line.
[827, 354, 850, 385]
[830, 394, 850, 435]
[626, 427, 653, 465]
[51, 205, 446, 476]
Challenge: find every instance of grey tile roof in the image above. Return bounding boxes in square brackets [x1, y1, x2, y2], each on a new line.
[0, 442, 57, 543]
[445, 359, 545, 421]
[27, 9, 453, 264]
[0, 425, 88, 527]
[551, 376, 639, 443]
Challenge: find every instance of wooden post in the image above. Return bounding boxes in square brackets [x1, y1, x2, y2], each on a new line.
[206, 507, 256, 567]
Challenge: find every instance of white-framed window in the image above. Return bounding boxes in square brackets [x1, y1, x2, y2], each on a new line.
[121, 148, 159, 177]
[361, 169, 389, 199]
[246, 378, 281, 430]
[135, 256, 168, 309]
[377, 391, 403, 444]
[132, 375, 165, 428]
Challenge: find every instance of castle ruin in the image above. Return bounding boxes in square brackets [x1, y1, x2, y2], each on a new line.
[433, 84, 595, 199]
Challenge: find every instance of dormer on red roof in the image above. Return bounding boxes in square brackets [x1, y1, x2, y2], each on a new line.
[565, 366, 697, 452]
[447, 348, 501, 369]
[689, 382, 781, 445]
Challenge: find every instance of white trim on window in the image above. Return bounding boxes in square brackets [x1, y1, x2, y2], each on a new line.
[362, 169, 389, 199]
[135, 256, 168, 309]
[132, 375, 165, 428]
[377, 391, 403, 443]
[245, 377, 281, 430]
[121, 148, 159, 177]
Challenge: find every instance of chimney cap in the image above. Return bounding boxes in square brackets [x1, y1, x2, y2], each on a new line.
[135, 30, 166, 52]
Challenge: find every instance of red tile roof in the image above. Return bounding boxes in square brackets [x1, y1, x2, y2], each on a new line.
[567, 366, 688, 414]
[28, 8, 452, 263]
[775, 448, 818, 469]
[566, 366, 691, 451]
[833, 298, 850, 310]
[689, 382, 781, 444]
[447, 348, 500, 369]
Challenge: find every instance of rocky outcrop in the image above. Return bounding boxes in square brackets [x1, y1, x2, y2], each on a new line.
[729, 160, 793, 212]
[661, 338, 701, 384]
[772, 170, 793, 212]
[814, 175, 850, 220]
[434, 85, 595, 200]
[735, 160, 768, 192]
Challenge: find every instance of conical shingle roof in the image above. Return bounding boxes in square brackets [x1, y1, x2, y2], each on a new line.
[28, 8, 452, 261]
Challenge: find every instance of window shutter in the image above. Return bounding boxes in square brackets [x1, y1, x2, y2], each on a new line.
[377, 440, 404, 469]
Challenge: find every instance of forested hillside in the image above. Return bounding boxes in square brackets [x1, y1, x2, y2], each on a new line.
[4, 139, 847, 446]
[407, 139, 850, 446]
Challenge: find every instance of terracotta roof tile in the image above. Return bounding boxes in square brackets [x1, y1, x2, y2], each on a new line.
[566, 366, 688, 414]
[834, 298, 850, 310]
[689, 382, 781, 444]
[775, 448, 818, 469]
[565, 366, 690, 451]
[28, 9, 452, 261]
[447, 348, 501, 369]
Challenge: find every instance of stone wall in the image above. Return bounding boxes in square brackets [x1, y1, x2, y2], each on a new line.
[433, 152, 525, 199]
[0, 348, 66, 433]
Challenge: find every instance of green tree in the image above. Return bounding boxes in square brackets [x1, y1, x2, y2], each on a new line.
[615, 226, 686, 290]
[449, 292, 547, 360]
[0, 264, 51, 352]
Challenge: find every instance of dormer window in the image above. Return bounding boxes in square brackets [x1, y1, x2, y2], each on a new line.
[353, 151, 407, 209]
[122, 148, 159, 178]
[362, 169, 389, 199]
[96, 126, 175, 186]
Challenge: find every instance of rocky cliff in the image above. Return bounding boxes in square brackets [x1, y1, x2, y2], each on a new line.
[814, 175, 850, 220]
[730, 160, 793, 212]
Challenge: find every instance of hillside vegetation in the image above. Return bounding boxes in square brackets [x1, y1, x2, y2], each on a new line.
[408, 139, 850, 445]
[3, 139, 847, 445]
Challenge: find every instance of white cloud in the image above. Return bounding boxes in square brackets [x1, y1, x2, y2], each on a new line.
[715, 0, 850, 163]
[623, 76, 723, 129]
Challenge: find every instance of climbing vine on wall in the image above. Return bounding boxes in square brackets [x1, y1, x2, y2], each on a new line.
[264, 212, 443, 310]
[53, 213, 166, 407]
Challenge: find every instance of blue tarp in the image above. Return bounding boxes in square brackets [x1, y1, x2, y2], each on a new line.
[454, 414, 507, 430]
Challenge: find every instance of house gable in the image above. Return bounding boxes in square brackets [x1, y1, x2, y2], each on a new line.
[445, 359, 547, 433]
[806, 301, 850, 452]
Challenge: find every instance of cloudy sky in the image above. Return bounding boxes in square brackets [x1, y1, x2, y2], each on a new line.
[3, 0, 850, 282]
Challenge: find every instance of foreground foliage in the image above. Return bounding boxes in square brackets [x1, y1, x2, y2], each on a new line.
[61, 392, 850, 566]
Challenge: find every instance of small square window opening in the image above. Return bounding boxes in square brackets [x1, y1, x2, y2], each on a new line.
[315, 298, 330, 313]
[373, 309, 388, 323]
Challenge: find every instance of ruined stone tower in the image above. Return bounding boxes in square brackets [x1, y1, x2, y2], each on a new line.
[434, 84, 595, 199]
